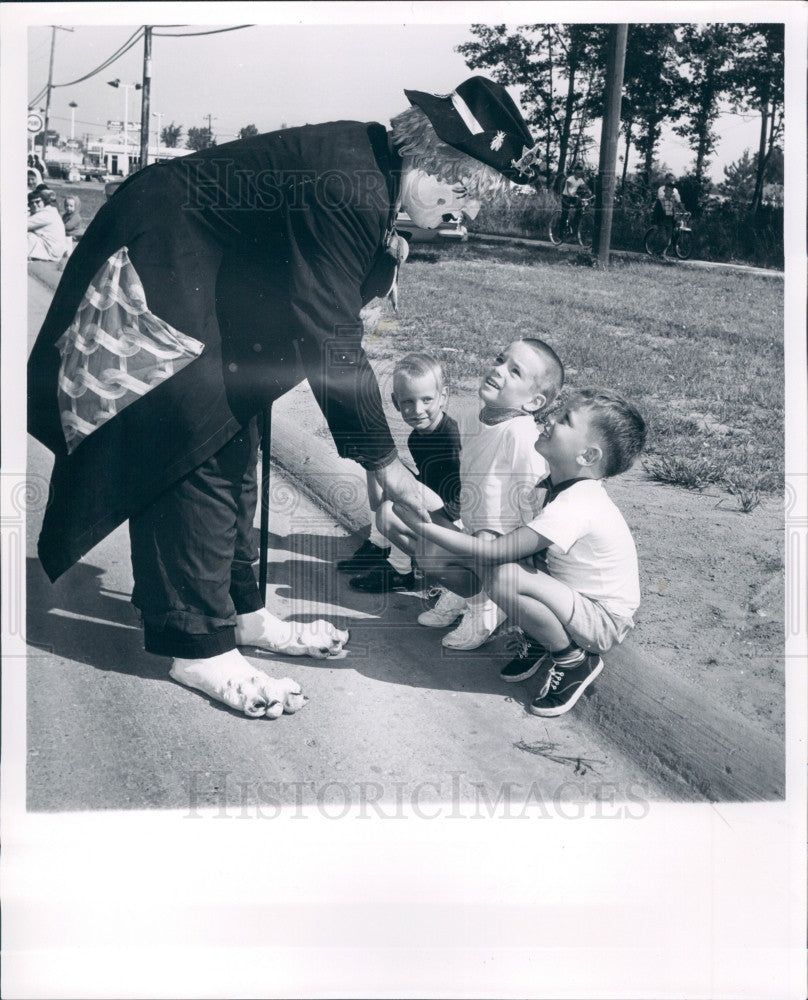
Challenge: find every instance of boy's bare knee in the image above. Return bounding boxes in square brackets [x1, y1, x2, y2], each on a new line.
[488, 562, 520, 599]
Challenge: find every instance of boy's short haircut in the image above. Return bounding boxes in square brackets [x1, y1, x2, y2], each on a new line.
[390, 106, 506, 201]
[518, 337, 564, 407]
[393, 352, 445, 393]
[572, 388, 647, 477]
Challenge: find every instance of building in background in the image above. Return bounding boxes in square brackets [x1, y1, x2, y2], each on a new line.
[84, 122, 186, 178]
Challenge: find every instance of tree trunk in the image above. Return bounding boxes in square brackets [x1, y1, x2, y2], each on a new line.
[693, 65, 715, 187]
[621, 118, 633, 193]
[751, 93, 770, 212]
[555, 34, 580, 192]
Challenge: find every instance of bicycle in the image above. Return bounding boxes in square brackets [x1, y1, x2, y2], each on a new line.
[549, 197, 594, 249]
[644, 211, 693, 260]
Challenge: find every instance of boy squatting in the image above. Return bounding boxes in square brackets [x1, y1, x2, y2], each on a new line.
[347, 339, 562, 655]
[394, 388, 647, 718]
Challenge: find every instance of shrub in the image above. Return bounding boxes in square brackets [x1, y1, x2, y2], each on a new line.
[470, 180, 783, 270]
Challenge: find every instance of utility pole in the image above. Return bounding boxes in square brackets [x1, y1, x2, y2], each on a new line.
[41, 25, 74, 166]
[592, 24, 628, 267]
[205, 113, 216, 141]
[42, 27, 56, 160]
[139, 26, 152, 169]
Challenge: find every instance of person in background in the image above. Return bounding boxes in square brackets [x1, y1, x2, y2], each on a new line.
[27, 190, 67, 261]
[652, 173, 683, 256]
[559, 162, 592, 235]
[61, 194, 84, 241]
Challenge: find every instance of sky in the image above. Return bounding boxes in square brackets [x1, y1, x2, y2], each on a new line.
[24, 16, 768, 183]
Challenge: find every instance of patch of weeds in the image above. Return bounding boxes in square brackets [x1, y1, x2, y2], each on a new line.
[726, 482, 763, 513]
[643, 454, 728, 490]
[513, 739, 604, 776]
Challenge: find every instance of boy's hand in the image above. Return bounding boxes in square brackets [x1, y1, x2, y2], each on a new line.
[392, 501, 429, 531]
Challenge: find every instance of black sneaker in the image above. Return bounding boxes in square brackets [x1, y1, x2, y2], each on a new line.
[528, 652, 603, 717]
[337, 540, 391, 573]
[499, 636, 549, 682]
[349, 566, 416, 593]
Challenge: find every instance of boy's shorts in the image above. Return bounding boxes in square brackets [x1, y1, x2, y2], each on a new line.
[564, 590, 634, 655]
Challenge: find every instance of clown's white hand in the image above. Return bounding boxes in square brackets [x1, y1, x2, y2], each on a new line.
[235, 609, 349, 659]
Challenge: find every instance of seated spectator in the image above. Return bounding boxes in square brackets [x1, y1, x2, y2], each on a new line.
[27, 191, 68, 261]
[34, 184, 58, 207]
[62, 195, 84, 239]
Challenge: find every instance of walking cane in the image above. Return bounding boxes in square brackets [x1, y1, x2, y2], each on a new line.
[258, 404, 271, 605]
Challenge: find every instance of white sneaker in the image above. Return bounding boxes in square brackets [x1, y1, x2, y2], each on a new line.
[417, 588, 468, 627]
[442, 604, 506, 650]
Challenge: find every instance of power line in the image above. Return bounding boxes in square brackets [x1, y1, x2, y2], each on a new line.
[152, 25, 253, 37]
[54, 27, 144, 87]
[29, 26, 144, 102]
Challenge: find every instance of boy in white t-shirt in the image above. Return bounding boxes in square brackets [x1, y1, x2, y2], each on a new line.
[395, 338, 562, 651]
[394, 388, 646, 718]
[559, 163, 592, 234]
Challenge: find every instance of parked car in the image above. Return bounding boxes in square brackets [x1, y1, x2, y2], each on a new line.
[396, 211, 468, 244]
[81, 165, 115, 182]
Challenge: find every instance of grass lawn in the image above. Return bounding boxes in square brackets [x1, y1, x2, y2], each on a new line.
[376, 241, 783, 504]
[49, 180, 784, 503]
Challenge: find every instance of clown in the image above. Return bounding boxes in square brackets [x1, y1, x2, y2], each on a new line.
[28, 76, 541, 718]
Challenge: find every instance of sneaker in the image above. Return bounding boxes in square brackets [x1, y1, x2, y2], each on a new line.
[337, 539, 391, 573]
[442, 604, 506, 650]
[349, 565, 416, 593]
[528, 652, 603, 717]
[417, 588, 468, 627]
[499, 633, 549, 682]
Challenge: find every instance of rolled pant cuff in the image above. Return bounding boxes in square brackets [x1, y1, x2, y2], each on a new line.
[230, 561, 264, 615]
[145, 624, 237, 659]
[233, 589, 264, 615]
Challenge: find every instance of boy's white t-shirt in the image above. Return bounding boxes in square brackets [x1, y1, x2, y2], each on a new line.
[526, 479, 640, 620]
[457, 410, 549, 535]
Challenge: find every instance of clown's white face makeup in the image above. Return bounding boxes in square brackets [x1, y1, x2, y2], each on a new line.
[399, 165, 481, 229]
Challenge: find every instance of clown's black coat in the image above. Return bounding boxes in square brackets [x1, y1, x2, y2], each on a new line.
[28, 122, 401, 581]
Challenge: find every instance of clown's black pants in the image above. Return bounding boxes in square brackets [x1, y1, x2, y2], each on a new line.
[129, 419, 265, 658]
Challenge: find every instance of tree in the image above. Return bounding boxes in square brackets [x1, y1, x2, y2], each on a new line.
[457, 24, 558, 174]
[238, 124, 259, 139]
[717, 149, 756, 206]
[552, 24, 609, 189]
[673, 24, 736, 187]
[621, 24, 685, 189]
[456, 23, 608, 188]
[160, 122, 183, 148]
[186, 126, 216, 151]
[727, 24, 784, 212]
[719, 148, 783, 208]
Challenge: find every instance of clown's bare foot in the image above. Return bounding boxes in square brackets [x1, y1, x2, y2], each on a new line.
[169, 649, 307, 718]
[235, 608, 349, 658]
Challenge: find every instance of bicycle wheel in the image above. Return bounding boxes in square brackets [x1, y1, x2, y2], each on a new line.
[674, 230, 693, 260]
[577, 214, 594, 249]
[549, 212, 564, 245]
[644, 226, 668, 257]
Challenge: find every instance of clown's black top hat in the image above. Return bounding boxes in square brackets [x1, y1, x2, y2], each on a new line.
[404, 76, 541, 184]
